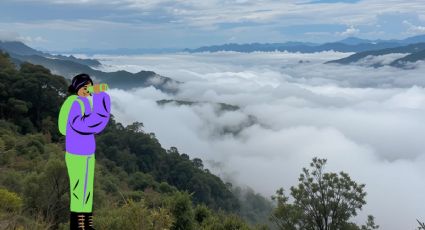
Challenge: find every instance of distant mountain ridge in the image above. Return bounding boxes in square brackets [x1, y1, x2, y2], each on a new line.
[157, 99, 240, 111]
[326, 42, 425, 68]
[68, 47, 182, 55]
[0, 40, 101, 67]
[184, 35, 425, 53]
[391, 49, 425, 67]
[157, 99, 260, 136]
[0, 40, 180, 93]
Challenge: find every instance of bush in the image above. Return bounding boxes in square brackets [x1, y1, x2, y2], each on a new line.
[0, 187, 22, 212]
[95, 199, 173, 230]
[168, 192, 195, 230]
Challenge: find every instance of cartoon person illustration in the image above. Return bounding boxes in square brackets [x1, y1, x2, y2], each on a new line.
[58, 73, 111, 229]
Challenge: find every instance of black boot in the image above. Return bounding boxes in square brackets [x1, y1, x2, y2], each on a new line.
[70, 212, 86, 229]
[85, 212, 96, 230]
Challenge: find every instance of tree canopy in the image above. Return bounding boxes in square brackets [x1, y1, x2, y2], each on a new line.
[271, 157, 377, 230]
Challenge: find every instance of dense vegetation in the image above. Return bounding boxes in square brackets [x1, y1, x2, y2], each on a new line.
[0, 52, 272, 229]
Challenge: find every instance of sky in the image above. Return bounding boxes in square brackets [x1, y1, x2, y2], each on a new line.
[92, 51, 425, 229]
[0, 0, 425, 51]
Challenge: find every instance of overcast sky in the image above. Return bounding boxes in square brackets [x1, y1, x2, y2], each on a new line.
[0, 0, 425, 51]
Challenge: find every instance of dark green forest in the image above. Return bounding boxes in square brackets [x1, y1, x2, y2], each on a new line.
[0, 52, 273, 229]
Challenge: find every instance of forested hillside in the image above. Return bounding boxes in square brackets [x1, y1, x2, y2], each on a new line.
[0, 41, 179, 94]
[0, 52, 272, 229]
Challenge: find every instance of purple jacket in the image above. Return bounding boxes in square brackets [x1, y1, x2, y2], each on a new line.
[65, 92, 111, 155]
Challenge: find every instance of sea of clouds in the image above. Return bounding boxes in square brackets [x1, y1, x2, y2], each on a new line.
[89, 51, 425, 229]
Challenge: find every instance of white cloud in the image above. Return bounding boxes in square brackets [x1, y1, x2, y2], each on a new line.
[7, 0, 425, 29]
[0, 19, 132, 31]
[337, 25, 360, 36]
[354, 53, 407, 66]
[403, 20, 425, 35]
[0, 30, 20, 41]
[17, 35, 47, 43]
[100, 51, 425, 229]
[3, 0, 425, 50]
[10, 0, 116, 4]
[0, 29, 47, 44]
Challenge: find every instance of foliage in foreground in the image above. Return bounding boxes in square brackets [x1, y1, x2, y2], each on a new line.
[270, 158, 378, 230]
[418, 219, 425, 230]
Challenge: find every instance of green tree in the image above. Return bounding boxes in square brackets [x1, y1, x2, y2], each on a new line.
[194, 204, 211, 225]
[169, 192, 195, 230]
[271, 157, 375, 230]
[192, 158, 204, 169]
[271, 188, 305, 230]
[360, 215, 379, 230]
[23, 159, 69, 228]
[0, 188, 23, 213]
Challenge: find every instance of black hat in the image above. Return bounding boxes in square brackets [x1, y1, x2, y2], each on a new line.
[68, 73, 93, 94]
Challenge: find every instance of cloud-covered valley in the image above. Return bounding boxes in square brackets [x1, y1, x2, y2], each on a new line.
[89, 51, 425, 229]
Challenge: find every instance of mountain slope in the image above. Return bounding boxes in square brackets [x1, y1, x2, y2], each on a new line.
[11, 53, 179, 93]
[326, 42, 425, 67]
[0, 40, 101, 67]
[157, 99, 240, 111]
[338, 37, 373, 45]
[390, 49, 425, 67]
[0, 41, 180, 93]
[0, 40, 44, 56]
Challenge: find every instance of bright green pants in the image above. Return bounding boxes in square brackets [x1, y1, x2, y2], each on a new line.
[65, 152, 95, 213]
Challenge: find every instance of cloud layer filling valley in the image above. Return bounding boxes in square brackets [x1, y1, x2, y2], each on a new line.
[93, 51, 425, 229]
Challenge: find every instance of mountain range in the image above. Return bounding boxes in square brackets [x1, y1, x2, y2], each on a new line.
[66, 47, 182, 55]
[0, 40, 179, 93]
[3, 34, 425, 90]
[0, 40, 101, 67]
[184, 35, 425, 53]
[183, 35, 425, 68]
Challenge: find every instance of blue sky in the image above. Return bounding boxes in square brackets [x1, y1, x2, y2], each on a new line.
[0, 0, 424, 51]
